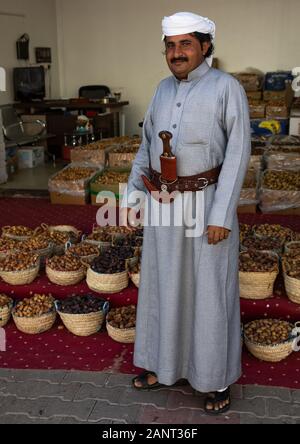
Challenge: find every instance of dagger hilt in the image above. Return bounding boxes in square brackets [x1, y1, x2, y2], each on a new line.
[159, 131, 174, 157]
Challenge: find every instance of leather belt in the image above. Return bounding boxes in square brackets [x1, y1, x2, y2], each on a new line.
[146, 164, 222, 194]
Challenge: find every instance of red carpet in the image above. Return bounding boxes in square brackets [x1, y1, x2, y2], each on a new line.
[1, 321, 300, 390]
[0, 197, 300, 389]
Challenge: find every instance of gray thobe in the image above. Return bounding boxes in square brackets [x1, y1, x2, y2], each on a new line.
[126, 61, 251, 392]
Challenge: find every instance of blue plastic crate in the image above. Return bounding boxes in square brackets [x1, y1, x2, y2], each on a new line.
[264, 71, 293, 91]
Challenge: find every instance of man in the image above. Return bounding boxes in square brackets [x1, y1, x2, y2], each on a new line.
[122, 12, 250, 415]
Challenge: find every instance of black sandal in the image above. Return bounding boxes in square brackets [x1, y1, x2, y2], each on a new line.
[132, 371, 163, 391]
[204, 388, 231, 416]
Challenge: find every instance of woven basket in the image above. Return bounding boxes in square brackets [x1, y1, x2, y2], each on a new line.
[0, 299, 13, 327]
[2, 233, 32, 241]
[130, 272, 140, 288]
[57, 304, 109, 337]
[0, 264, 39, 286]
[0, 249, 18, 260]
[65, 242, 100, 264]
[284, 272, 300, 304]
[1, 226, 34, 241]
[239, 270, 278, 299]
[80, 254, 100, 265]
[12, 310, 56, 335]
[106, 321, 135, 344]
[87, 268, 129, 294]
[52, 243, 67, 256]
[284, 241, 300, 255]
[42, 224, 82, 243]
[46, 265, 86, 286]
[33, 243, 53, 269]
[244, 335, 295, 362]
[240, 251, 279, 300]
[84, 239, 112, 250]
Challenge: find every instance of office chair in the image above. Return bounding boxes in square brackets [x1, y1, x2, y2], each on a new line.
[79, 85, 111, 115]
[79, 85, 111, 100]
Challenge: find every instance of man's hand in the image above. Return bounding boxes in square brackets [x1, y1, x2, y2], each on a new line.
[206, 226, 230, 245]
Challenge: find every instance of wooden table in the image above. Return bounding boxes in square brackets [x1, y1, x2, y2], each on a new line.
[15, 100, 130, 137]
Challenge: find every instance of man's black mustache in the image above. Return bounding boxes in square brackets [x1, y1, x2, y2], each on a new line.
[171, 57, 188, 63]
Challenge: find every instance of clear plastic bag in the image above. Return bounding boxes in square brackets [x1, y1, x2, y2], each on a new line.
[239, 169, 260, 206]
[249, 155, 263, 172]
[269, 135, 300, 146]
[259, 170, 300, 212]
[267, 145, 300, 154]
[239, 189, 259, 206]
[48, 163, 101, 196]
[264, 152, 300, 171]
[243, 169, 258, 188]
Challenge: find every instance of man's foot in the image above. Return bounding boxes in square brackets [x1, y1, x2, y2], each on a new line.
[132, 371, 162, 391]
[204, 388, 231, 415]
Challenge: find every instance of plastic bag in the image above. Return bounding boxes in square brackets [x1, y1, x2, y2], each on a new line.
[264, 152, 300, 171]
[259, 170, 300, 212]
[267, 145, 300, 154]
[239, 189, 259, 206]
[269, 135, 300, 146]
[239, 169, 260, 206]
[48, 163, 101, 196]
[249, 155, 263, 172]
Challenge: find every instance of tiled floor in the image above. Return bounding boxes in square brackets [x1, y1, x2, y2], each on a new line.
[0, 161, 65, 192]
[0, 370, 300, 424]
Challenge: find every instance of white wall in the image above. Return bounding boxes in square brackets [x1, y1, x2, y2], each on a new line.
[1, 0, 298, 134]
[56, 0, 300, 135]
[0, 0, 60, 105]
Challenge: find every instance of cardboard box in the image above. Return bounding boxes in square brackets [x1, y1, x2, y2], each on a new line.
[48, 164, 99, 206]
[263, 90, 287, 102]
[50, 191, 89, 206]
[237, 204, 257, 214]
[232, 73, 263, 91]
[266, 104, 289, 119]
[289, 117, 300, 136]
[249, 103, 265, 119]
[246, 91, 262, 101]
[90, 168, 131, 202]
[17, 146, 45, 169]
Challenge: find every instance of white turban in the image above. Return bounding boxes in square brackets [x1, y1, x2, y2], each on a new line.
[162, 12, 216, 67]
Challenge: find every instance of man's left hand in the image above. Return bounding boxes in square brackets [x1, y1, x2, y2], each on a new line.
[207, 226, 230, 245]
